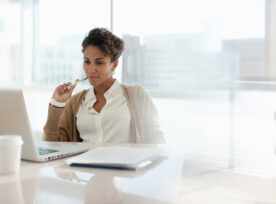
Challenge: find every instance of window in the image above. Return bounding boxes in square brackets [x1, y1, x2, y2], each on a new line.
[114, 0, 266, 92]
[36, 0, 110, 86]
[0, 2, 21, 85]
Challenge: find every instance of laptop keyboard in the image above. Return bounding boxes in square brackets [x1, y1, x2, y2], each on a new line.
[38, 147, 59, 155]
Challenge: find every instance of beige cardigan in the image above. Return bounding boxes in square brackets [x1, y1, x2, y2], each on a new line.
[43, 85, 165, 143]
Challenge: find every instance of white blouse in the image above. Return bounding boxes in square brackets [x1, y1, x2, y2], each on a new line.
[76, 80, 131, 143]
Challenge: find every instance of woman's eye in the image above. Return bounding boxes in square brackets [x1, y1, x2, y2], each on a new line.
[84, 60, 90, 64]
[96, 61, 104, 65]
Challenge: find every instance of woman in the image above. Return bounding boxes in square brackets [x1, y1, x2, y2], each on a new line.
[43, 28, 165, 144]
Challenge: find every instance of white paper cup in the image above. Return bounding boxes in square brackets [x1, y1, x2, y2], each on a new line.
[0, 135, 23, 175]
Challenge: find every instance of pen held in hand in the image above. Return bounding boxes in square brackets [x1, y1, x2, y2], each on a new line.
[66, 77, 88, 89]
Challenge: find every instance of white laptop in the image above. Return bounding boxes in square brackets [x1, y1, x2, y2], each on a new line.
[0, 88, 89, 162]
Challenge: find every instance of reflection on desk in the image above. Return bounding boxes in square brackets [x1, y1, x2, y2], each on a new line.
[38, 154, 175, 204]
[1, 144, 276, 204]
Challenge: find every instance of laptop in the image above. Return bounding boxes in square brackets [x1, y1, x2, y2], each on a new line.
[0, 88, 89, 162]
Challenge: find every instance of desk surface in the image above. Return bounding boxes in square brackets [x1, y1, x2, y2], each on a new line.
[0, 144, 276, 204]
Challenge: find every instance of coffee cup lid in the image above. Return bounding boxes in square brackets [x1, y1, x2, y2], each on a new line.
[0, 135, 23, 146]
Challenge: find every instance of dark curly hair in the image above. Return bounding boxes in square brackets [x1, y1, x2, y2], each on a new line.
[81, 28, 124, 62]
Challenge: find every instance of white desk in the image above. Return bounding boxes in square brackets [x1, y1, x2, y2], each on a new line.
[1, 144, 276, 204]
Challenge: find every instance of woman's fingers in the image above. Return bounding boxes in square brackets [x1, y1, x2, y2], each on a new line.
[59, 82, 71, 92]
[53, 80, 78, 102]
[55, 83, 68, 95]
[68, 80, 78, 93]
[66, 79, 79, 91]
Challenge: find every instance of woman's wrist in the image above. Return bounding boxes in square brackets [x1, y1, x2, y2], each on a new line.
[50, 98, 66, 108]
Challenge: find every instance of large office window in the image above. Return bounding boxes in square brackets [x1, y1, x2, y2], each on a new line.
[114, 0, 266, 92]
[113, 0, 276, 176]
[1, 0, 267, 88]
[0, 2, 21, 86]
[0, 0, 110, 87]
[35, 0, 110, 86]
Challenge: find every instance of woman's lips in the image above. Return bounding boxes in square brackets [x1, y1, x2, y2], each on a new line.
[88, 76, 99, 79]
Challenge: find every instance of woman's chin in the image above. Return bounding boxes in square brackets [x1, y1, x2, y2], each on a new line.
[88, 79, 100, 86]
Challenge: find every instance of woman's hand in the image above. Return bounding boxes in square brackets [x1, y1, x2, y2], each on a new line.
[52, 80, 79, 102]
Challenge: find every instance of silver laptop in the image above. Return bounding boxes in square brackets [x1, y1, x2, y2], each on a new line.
[0, 88, 89, 162]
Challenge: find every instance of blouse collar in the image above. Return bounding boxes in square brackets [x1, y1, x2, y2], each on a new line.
[84, 79, 122, 105]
